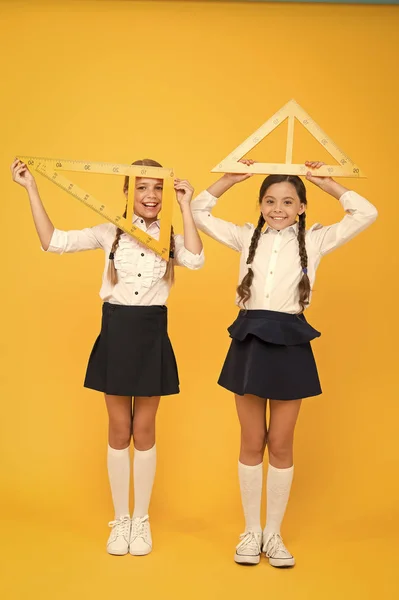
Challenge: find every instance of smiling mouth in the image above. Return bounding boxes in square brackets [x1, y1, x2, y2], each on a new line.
[270, 216, 286, 221]
[143, 203, 158, 208]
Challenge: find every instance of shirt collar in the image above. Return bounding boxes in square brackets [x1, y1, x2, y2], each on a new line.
[263, 222, 299, 236]
[132, 214, 161, 231]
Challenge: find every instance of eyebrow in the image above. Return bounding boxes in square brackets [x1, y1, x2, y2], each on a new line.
[264, 195, 295, 201]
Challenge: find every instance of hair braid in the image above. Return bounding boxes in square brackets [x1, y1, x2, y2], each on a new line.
[163, 226, 175, 284]
[107, 204, 127, 285]
[297, 212, 311, 313]
[236, 214, 265, 307]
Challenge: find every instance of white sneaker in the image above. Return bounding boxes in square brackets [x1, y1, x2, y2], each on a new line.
[129, 515, 152, 556]
[263, 532, 295, 567]
[234, 531, 262, 565]
[107, 516, 131, 555]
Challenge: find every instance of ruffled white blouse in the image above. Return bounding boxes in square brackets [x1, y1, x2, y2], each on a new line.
[45, 215, 205, 305]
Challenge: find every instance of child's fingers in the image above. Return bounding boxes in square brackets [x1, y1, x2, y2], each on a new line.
[11, 161, 22, 175]
[16, 165, 27, 176]
[174, 180, 188, 186]
[14, 167, 24, 179]
[174, 181, 193, 191]
[305, 161, 325, 170]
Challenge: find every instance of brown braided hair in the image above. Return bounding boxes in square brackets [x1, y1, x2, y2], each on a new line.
[236, 175, 311, 312]
[236, 213, 265, 306]
[163, 226, 175, 284]
[107, 159, 175, 286]
[297, 211, 311, 312]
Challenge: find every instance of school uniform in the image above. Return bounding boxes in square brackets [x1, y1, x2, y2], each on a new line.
[45, 215, 204, 396]
[192, 189, 377, 400]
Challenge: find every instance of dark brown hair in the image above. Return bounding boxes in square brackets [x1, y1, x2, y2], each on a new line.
[236, 175, 310, 313]
[107, 159, 175, 286]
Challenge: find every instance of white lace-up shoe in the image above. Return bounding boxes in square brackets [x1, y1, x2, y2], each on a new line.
[107, 516, 131, 555]
[129, 515, 152, 556]
[263, 532, 295, 567]
[234, 531, 262, 565]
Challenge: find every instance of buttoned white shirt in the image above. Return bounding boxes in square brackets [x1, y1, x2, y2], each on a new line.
[191, 189, 377, 313]
[45, 215, 205, 305]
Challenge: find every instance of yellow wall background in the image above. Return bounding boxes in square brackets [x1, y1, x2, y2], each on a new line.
[1, 1, 398, 598]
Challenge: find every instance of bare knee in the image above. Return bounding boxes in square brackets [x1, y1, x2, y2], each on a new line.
[267, 435, 293, 465]
[241, 429, 267, 457]
[132, 419, 156, 450]
[108, 418, 132, 449]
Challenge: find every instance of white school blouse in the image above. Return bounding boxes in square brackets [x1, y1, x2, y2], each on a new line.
[191, 189, 377, 314]
[45, 215, 205, 306]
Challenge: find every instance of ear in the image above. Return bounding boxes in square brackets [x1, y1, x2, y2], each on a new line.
[298, 203, 306, 216]
[123, 189, 128, 199]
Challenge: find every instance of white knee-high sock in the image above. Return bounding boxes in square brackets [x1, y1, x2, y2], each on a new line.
[133, 444, 157, 518]
[107, 444, 130, 520]
[238, 461, 263, 533]
[264, 464, 294, 539]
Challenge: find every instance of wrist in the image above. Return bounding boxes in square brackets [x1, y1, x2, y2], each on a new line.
[26, 181, 38, 195]
[179, 201, 192, 213]
[221, 173, 237, 184]
[320, 180, 343, 197]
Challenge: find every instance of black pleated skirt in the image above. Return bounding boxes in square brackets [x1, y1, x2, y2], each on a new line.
[84, 303, 179, 397]
[218, 309, 322, 400]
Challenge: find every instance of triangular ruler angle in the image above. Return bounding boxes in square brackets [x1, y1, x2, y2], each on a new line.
[17, 157, 175, 260]
[212, 99, 364, 178]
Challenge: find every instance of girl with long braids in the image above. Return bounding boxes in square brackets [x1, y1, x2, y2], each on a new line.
[192, 160, 377, 567]
[11, 158, 204, 557]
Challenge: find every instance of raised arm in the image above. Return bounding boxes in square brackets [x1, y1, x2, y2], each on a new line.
[191, 160, 255, 252]
[11, 159, 54, 250]
[11, 159, 110, 253]
[305, 161, 378, 255]
[173, 179, 203, 255]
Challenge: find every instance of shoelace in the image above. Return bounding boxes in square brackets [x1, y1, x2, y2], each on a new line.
[264, 533, 291, 558]
[236, 531, 261, 554]
[131, 515, 150, 540]
[108, 516, 131, 539]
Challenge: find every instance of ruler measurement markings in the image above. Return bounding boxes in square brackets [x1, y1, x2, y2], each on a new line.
[212, 100, 364, 177]
[21, 157, 173, 258]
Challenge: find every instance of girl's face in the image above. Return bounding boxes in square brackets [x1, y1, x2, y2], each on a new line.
[128, 177, 163, 222]
[260, 182, 305, 230]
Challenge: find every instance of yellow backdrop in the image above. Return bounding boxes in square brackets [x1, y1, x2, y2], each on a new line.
[1, 1, 398, 599]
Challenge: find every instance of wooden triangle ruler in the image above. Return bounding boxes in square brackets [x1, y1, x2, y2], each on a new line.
[17, 157, 175, 260]
[212, 99, 365, 178]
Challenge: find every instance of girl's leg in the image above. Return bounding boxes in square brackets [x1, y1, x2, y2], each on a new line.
[263, 398, 302, 567]
[236, 393, 267, 468]
[234, 394, 267, 565]
[104, 394, 133, 555]
[105, 394, 133, 518]
[132, 395, 160, 517]
[129, 396, 160, 556]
